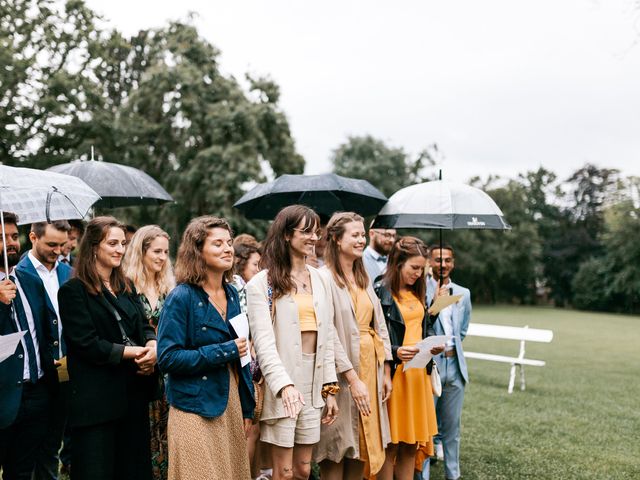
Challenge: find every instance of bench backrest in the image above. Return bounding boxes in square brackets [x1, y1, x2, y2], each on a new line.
[467, 323, 553, 343]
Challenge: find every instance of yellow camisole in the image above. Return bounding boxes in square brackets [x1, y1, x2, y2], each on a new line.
[293, 292, 317, 332]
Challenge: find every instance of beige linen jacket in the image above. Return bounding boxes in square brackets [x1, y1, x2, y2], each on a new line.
[313, 267, 393, 464]
[246, 268, 338, 422]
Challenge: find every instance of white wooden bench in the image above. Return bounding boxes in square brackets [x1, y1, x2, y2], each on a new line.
[464, 323, 553, 394]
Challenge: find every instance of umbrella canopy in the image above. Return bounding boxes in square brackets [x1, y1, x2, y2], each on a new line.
[233, 173, 387, 220]
[47, 160, 173, 208]
[372, 180, 511, 230]
[0, 165, 101, 225]
[0, 164, 101, 272]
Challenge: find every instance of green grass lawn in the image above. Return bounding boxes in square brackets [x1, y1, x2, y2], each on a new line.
[426, 305, 640, 480]
[55, 306, 639, 480]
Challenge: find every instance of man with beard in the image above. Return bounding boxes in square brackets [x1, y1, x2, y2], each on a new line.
[17, 221, 72, 480]
[0, 212, 58, 480]
[424, 245, 471, 480]
[362, 225, 396, 282]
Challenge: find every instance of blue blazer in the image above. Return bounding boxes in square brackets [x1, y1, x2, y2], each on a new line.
[157, 283, 255, 420]
[16, 256, 72, 359]
[0, 275, 57, 429]
[427, 278, 472, 383]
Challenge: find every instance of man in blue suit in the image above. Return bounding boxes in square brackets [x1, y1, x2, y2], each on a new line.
[16, 220, 72, 480]
[0, 212, 58, 480]
[426, 245, 471, 480]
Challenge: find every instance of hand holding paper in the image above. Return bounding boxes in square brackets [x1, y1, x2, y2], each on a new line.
[228, 312, 251, 367]
[403, 335, 452, 371]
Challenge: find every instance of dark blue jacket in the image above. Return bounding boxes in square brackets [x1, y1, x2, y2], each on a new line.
[157, 283, 254, 419]
[16, 256, 72, 359]
[0, 273, 58, 429]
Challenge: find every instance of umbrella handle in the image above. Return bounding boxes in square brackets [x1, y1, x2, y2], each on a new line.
[1, 210, 9, 274]
[45, 189, 53, 223]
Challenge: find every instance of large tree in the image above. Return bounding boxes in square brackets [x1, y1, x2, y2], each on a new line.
[2, 1, 304, 239]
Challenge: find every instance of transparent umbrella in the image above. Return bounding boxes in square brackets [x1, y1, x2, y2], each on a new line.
[0, 164, 100, 272]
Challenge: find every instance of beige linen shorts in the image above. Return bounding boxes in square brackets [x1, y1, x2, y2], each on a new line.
[260, 353, 322, 448]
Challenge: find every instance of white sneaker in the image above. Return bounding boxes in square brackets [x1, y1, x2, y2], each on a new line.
[434, 443, 444, 461]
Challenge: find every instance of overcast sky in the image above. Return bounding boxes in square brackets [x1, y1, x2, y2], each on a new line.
[85, 0, 640, 184]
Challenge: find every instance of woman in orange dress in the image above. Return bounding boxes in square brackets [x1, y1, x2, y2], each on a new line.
[373, 237, 445, 480]
[314, 212, 393, 480]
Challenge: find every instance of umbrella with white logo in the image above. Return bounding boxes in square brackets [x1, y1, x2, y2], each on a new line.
[372, 180, 510, 230]
[372, 178, 510, 283]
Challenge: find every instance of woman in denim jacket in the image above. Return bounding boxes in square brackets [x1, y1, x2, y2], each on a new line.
[157, 216, 254, 479]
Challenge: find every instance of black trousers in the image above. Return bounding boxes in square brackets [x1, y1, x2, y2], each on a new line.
[70, 400, 152, 480]
[33, 382, 70, 480]
[0, 381, 51, 480]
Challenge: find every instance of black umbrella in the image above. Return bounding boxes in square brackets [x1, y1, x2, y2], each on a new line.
[233, 173, 387, 220]
[47, 159, 173, 208]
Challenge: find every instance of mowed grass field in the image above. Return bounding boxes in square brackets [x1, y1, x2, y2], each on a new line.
[427, 306, 640, 480]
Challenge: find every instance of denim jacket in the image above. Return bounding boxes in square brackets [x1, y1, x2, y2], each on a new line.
[157, 282, 254, 419]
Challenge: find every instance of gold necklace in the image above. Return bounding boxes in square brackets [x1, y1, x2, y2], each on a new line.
[210, 296, 226, 318]
[291, 271, 311, 293]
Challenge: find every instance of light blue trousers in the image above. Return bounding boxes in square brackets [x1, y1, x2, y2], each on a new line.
[433, 356, 465, 480]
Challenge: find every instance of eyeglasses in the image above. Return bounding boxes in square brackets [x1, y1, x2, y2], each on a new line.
[372, 230, 396, 240]
[293, 228, 323, 240]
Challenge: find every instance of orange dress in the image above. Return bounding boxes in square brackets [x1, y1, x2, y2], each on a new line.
[350, 287, 386, 477]
[387, 291, 438, 454]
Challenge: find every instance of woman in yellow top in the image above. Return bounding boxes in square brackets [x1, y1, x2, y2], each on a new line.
[314, 212, 393, 479]
[373, 237, 445, 480]
[246, 205, 339, 480]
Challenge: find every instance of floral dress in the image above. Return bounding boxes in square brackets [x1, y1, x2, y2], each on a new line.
[140, 293, 168, 480]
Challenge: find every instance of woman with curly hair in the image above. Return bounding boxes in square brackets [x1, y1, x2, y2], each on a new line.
[157, 216, 254, 480]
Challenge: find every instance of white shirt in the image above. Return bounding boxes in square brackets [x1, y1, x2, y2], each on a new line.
[363, 246, 388, 283]
[438, 279, 456, 349]
[28, 252, 63, 358]
[1, 270, 44, 381]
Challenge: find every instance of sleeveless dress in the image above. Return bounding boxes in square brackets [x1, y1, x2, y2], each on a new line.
[387, 291, 438, 454]
[350, 287, 386, 476]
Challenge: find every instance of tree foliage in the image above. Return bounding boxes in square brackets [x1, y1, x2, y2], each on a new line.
[331, 135, 437, 197]
[1, 0, 304, 240]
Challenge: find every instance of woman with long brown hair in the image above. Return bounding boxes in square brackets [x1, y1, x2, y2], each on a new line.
[374, 237, 445, 480]
[246, 205, 339, 480]
[58, 216, 158, 480]
[123, 225, 175, 480]
[314, 212, 393, 479]
[157, 216, 254, 480]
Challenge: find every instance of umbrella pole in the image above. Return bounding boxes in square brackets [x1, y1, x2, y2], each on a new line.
[439, 228, 443, 290]
[438, 168, 443, 289]
[1, 210, 9, 274]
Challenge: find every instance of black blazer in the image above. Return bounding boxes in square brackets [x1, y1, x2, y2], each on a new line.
[58, 278, 156, 427]
[373, 280, 434, 378]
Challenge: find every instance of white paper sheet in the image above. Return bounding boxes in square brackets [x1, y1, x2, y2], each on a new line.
[228, 312, 251, 367]
[0, 330, 26, 363]
[403, 335, 452, 371]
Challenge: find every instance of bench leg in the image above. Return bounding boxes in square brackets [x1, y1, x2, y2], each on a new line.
[508, 363, 516, 394]
[520, 364, 526, 391]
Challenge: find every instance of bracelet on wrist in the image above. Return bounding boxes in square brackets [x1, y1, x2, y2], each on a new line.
[321, 383, 340, 398]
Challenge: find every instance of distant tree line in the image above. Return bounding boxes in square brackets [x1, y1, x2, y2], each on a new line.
[332, 136, 640, 314]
